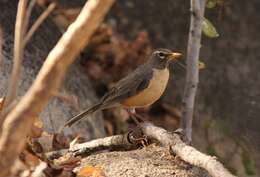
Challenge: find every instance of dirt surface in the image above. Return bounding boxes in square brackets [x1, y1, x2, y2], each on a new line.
[77, 145, 210, 177]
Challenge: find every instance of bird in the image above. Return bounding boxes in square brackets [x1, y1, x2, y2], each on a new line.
[63, 48, 182, 127]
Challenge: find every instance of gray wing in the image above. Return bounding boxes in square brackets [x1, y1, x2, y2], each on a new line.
[100, 64, 153, 106]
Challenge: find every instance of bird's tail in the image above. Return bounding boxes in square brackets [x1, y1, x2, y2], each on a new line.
[63, 103, 102, 128]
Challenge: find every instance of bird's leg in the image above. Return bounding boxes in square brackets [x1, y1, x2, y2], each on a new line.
[126, 108, 140, 125]
[126, 108, 147, 124]
[134, 113, 147, 122]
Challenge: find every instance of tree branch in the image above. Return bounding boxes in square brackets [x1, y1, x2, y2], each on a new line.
[23, 0, 37, 37]
[46, 123, 235, 177]
[0, 0, 115, 176]
[181, 0, 206, 143]
[140, 123, 236, 177]
[23, 2, 56, 46]
[3, 0, 27, 109]
[45, 133, 135, 160]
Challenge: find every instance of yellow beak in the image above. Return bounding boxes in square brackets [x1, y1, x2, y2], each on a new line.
[168, 52, 182, 60]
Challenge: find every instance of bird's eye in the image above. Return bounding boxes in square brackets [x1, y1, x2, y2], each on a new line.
[157, 52, 165, 59]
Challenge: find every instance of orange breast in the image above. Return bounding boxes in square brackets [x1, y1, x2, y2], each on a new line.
[121, 68, 169, 108]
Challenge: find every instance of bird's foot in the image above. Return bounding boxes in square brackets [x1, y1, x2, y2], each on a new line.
[127, 128, 149, 147]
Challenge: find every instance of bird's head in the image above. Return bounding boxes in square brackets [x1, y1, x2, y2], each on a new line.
[150, 48, 182, 69]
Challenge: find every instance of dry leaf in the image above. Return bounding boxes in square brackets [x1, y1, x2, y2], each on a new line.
[77, 166, 103, 177]
[53, 153, 81, 171]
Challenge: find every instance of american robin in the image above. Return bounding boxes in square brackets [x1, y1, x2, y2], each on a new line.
[64, 48, 182, 127]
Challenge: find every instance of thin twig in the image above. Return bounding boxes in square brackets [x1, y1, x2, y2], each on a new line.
[181, 0, 206, 143]
[23, 0, 37, 37]
[3, 0, 27, 109]
[0, 0, 115, 176]
[23, 2, 56, 46]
